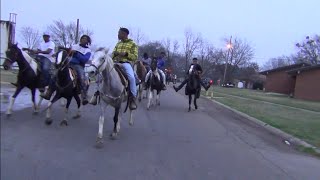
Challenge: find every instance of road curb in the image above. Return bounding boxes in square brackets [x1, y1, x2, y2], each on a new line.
[201, 93, 320, 155]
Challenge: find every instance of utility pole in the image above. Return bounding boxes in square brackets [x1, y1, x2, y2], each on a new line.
[75, 19, 80, 44]
[223, 36, 232, 84]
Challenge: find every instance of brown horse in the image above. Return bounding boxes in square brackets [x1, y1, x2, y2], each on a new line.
[133, 61, 147, 102]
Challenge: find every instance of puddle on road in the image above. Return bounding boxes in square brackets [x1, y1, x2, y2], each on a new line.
[0, 87, 38, 112]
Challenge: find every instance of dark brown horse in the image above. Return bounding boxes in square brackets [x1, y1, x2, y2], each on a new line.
[185, 65, 201, 112]
[134, 60, 147, 102]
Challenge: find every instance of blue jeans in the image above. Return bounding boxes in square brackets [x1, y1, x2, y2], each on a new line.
[70, 64, 87, 92]
[35, 55, 51, 86]
[122, 63, 137, 97]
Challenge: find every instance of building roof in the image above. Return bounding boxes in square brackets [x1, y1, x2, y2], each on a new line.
[287, 64, 320, 75]
[259, 63, 310, 75]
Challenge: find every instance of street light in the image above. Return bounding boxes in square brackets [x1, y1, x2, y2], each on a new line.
[223, 36, 232, 84]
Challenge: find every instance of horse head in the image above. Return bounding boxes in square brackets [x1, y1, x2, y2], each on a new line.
[55, 49, 70, 71]
[188, 65, 200, 90]
[3, 43, 20, 70]
[88, 47, 111, 76]
[134, 60, 147, 81]
[150, 58, 158, 71]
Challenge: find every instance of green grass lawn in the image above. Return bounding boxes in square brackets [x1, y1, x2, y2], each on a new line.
[0, 69, 17, 83]
[202, 86, 320, 148]
[209, 86, 320, 112]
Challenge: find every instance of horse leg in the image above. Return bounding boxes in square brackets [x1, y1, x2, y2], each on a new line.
[60, 98, 72, 126]
[96, 103, 106, 148]
[45, 93, 60, 125]
[31, 88, 39, 114]
[37, 96, 44, 111]
[188, 94, 192, 112]
[156, 90, 160, 106]
[138, 84, 142, 102]
[110, 106, 121, 139]
[72, 94, 81, 119]
[194, 94, 198, 110]
[147, 89, 152, 110]
[6, 86, 24, 116]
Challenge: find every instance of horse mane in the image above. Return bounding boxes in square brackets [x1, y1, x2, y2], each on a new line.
[21, 50, 37, 64]
[95, 47, 109, 54]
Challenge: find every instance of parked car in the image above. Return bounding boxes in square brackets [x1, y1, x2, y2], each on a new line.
[221, 82, 235, 88]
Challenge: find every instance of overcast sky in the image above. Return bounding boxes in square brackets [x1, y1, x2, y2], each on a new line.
[1, 0, 319, 66]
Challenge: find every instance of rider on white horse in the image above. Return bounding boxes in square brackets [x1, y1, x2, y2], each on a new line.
[89, 27, 139, 109]
[144, 52, 167, 90]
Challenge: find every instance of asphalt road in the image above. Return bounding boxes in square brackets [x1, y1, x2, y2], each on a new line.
[1, 85, 320, 180]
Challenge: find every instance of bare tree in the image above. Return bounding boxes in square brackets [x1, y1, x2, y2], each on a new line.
[296, 35, 320, 65]
[130, 28, 147, 46]
[172, 40, 179, 56]
[262, 55, 294, 71]
[47, 20, 93, 48]
[225, 37, 254, 67]
[219, 37, 254, 82]
[19, 26, 41, 49]
[183, 28, 202, 71]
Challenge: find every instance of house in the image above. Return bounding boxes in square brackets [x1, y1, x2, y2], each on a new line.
[260, 63, 309, 95]
[260, 63, 320, 101]
[287, 64, 320, 101]
[1, 13, 16, 66]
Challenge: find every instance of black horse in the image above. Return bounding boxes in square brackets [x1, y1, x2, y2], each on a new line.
[3, 43, 53, 115]
[44, 49, 83, 126]
[146, 58, 163, 110]
[185, 66, 201, 112]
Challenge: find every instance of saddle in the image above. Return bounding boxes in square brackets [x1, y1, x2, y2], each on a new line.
[114, 63, 129, 88]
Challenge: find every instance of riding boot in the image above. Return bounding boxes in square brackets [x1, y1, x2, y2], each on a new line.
[89, 91, 100, 105]
[205, 85, 210, 91]
[129, 94, 137, 110]
[40, 87, 54, 100]
[81, 90, 89, 105]
[162, 83, 167, 90]
[11, 82, 18, 87]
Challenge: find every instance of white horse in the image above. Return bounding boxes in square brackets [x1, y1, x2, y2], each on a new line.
[87, 48, 134, 148]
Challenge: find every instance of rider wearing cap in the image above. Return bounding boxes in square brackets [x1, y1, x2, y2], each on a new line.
[41, 35, 92, 105]
[14, 32, 55, 88]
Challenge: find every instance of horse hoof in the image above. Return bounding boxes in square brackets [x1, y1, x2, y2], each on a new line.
[129, 121, 134, 126]
[45, 118, 53, 125]
[95, 137, 104, 149]
[109, 132, 118, 140]
[60, 120, 68, 126]
[6, 113, 12, 117]
[195, 106, 198, 110]
[73, 114, 81, 119]
[188, 108, 191, 112]
[33, 111, 39, 115]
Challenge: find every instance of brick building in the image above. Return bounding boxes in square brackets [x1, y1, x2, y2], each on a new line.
[260, 63, 320, 101]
